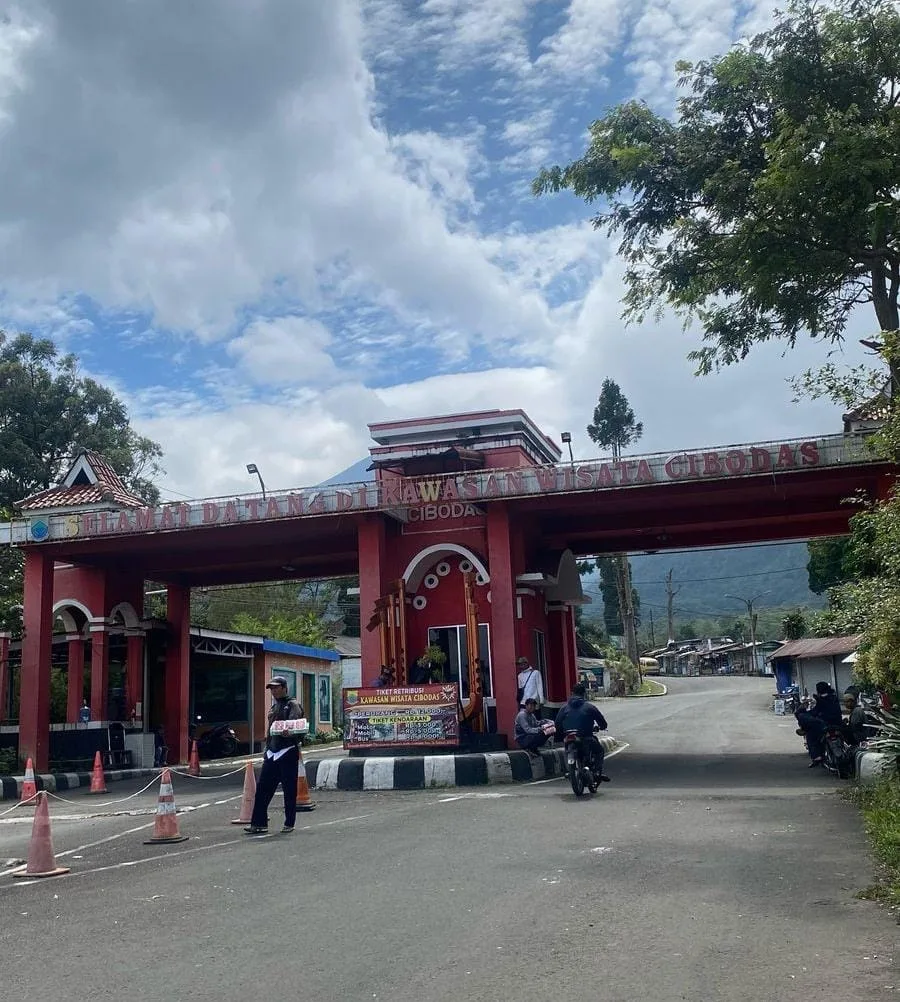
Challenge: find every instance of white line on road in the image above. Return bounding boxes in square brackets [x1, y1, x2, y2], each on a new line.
[526, 742, 631, 785]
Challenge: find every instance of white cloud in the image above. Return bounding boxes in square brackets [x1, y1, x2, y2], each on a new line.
[226, 317, 338, 387]
[536, 0, 628, 82]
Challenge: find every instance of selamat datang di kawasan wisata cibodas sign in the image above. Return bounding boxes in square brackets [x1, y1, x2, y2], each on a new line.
[15, 434, 872, 543]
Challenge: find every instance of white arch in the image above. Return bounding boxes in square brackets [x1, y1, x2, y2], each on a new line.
[52, 599, 93, 636]
[109, 601, 141, 630]
[403, 543, 489, 592]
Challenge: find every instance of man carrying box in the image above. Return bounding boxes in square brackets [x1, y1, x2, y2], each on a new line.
[245, 676, 306, 835]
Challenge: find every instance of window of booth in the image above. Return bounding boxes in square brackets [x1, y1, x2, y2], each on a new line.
[533, 630, 547, 675]
[427, 624, 492, 698]
[192, 665, 250, 723]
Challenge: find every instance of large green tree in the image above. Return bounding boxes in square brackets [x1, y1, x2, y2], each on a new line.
[533, 0, 900, 380]
[0, 332, 163, 633]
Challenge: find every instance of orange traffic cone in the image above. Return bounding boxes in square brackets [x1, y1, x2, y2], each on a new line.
[88, 751, 108, 794]
[231, 761, 257, 825]
[20, 758, 37, 803]
[12, 792, 70, 879]
[144, 769, 189, 844]
[188, 740, 201, 776]
[295, 750, 316, 812]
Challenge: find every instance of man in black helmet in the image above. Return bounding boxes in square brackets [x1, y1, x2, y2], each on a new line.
[555, 682, 611, 782]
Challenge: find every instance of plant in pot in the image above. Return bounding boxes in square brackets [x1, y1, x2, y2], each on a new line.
[416, 645, 448, 683]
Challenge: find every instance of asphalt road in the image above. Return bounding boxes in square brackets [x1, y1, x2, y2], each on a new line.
[0, 676, 896, 1002]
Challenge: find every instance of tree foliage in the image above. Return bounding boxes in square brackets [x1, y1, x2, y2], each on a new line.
[533, 0, 900, 378]
[230, 611, 334, 650]
[591, 556, 640, 636]
[0, 332, 163, 507]
[781, 609, 808, 640]
[0, 333, 163, 633]
[586, 378, 643, 459]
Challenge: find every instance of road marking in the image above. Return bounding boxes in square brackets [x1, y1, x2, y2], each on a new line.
[2, 809, 378, 886]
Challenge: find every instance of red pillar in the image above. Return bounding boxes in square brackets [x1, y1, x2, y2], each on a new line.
[0, 631, 10, 723]
[165, 585, 191, 764]
[546, 607, 567, 704]
[562, 605, 578, 694]
[89, 622, 109, 720]
[20, 550, 54, 770]
[486, 504, 518, 744]
[358, 516, 387, 677]
[125, 631, 144, 720]
[66, 634, 86, 722]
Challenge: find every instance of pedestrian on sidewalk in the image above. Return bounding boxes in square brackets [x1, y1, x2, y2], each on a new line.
[516, 656, 544, 712]
[245, 677, 304, 835]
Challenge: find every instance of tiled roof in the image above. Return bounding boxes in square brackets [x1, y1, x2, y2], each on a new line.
[18, 450, 147, 511]
[768, 634, 862, 660]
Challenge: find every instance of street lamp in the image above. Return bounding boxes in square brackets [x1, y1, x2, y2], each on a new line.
[560, 431, 574, 466]
[726, 592, 767, 674]
[246, 463, 266, 499]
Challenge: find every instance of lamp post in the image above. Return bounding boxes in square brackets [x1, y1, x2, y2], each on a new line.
[726, 592, 767, 674]
[560, 431, 575, 466]
[246, 463, 266, 499]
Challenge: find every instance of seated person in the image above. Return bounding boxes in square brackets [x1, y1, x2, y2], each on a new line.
[371, 666, 394, 688]
[842, 693, 869, 745]
[796, 681, 843, 767]
[515, 698, 550, 756]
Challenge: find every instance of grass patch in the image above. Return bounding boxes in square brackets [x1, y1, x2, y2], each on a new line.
[632, 679, 666, 696]
[845, 778, 900, 912]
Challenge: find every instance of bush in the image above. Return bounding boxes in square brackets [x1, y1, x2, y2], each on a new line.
[0, 747, 17, 775]
[604, 648, 641, 695]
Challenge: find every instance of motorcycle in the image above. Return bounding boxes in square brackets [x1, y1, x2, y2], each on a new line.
[821, 725, 854, 779]
[191, 717, 239, 759]
[564, 729, 604, 797]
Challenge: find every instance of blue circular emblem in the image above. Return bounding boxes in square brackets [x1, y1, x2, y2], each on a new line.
[30, 519, 50, 541]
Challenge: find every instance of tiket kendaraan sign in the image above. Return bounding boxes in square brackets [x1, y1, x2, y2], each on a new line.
[10, 435, 873, 543]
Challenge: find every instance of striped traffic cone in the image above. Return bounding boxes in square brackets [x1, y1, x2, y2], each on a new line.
[188, 741, 201, 776]
[295, 750, 316, 812]
[20, 758, 37, 802]
[231, 761, 257, 825]
[144, 769, 188, 844]
[88, 751, 108, 794]
[12, 792, 70, 879]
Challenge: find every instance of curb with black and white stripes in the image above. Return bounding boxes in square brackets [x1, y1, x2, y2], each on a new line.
[0, 767, 160, 802]
[307, 736, 620, 791]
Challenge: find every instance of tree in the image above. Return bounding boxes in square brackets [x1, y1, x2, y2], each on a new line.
[594, 556, 640, 637]
[230, 611, 334, 650]
[0, 333, 163, 633]
[0, 332, 162, 505]
[781, 609, 808, 641]
[533, 0, 900, 382]
[586, 379, 643, 459]
[807, 537, 854, 594]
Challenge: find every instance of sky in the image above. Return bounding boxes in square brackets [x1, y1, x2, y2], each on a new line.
[0, 0, 875, 503]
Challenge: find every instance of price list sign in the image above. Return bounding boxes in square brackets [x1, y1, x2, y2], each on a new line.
[342, 684, 460, 749]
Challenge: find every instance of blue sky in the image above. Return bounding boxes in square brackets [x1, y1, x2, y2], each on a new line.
[0, 0, 871, 501]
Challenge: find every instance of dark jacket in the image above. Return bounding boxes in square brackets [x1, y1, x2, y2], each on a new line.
[811, 691, 842, 726]
[265, 696, 304, 754]
[554, 696, 608, 738]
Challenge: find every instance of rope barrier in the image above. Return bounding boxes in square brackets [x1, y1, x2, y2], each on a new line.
[0, 762, 249, 814]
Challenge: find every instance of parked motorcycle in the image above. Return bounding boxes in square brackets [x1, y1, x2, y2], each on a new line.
[191, 717, 239, 759]
[564, 729, 604, 796]
[821, 725, 854, 779]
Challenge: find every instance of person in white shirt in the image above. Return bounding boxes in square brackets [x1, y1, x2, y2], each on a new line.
[516, 656, 544, 710]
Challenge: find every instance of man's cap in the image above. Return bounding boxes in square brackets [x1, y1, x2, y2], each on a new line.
[523, 697, 538, 706]
[516, 656, 529, 665]
[266, 676, 289, 688]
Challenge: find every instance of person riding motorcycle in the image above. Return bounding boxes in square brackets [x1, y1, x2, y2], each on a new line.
[554, 683, 611, 782]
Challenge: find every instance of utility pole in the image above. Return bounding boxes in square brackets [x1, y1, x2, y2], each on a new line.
[727, 593, 767, 675]
[648, 609, 656, 650]
[665, 569, 679, 646]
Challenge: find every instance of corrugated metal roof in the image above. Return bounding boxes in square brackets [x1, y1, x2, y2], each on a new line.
[332, 636, 362, 658]
[768, 635, 861, 660]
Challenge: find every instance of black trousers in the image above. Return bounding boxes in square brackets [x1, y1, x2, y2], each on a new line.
[516, 732, 549, 751]
[250, 746, 299, 828]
